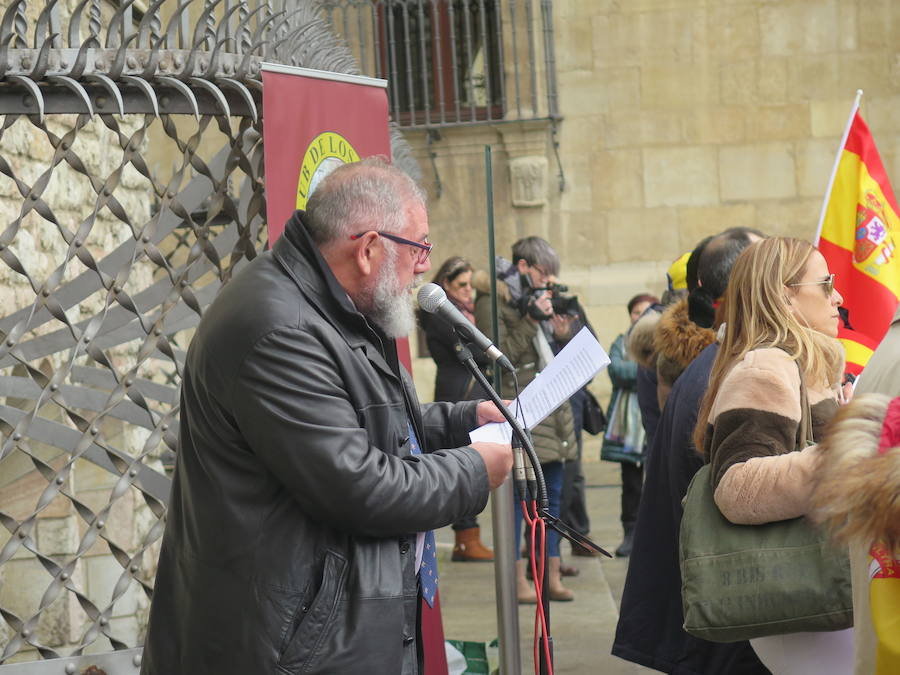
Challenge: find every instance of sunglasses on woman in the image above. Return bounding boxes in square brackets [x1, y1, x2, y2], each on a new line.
[788, 273, 835, 296]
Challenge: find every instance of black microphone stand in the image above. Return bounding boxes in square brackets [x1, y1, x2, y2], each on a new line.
[454, 340, 548, 503]
[454, 339, 611, 675]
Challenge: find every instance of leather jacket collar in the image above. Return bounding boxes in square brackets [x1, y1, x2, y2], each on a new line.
[273, 210, 399, 384]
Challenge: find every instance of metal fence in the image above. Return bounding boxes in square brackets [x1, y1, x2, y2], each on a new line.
[320, 0, 560, 128]
[0, 1, 404, 672]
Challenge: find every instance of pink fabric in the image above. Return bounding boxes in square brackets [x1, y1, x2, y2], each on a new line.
[877, 397, 900, 455]
[450, 296, 476, 325]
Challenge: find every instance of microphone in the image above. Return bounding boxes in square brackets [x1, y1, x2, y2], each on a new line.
[417, 283, 515, 373]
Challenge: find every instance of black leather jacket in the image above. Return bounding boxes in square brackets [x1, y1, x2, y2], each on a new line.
[141, 211, 489, 675]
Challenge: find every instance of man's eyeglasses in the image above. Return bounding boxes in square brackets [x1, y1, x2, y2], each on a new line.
[350, 231, 433, 264]
[788, 273, 835, 296]
[528, 263, 552, 282]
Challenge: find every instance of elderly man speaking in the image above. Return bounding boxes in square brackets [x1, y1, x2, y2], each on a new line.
[140, 157, 513, 675]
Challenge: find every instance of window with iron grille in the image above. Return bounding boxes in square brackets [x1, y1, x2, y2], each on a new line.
[378, 0, 504, 126]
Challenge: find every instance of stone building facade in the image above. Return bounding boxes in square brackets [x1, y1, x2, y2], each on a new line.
[3, 0, 900, 663]
[405, 0, 900, 402]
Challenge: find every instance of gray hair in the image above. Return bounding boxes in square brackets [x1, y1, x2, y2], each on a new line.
[305, 156, 427, 246]
[511, 236, 560, 276]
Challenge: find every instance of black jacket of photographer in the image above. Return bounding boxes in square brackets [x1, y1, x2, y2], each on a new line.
[140, 211, 489, 675]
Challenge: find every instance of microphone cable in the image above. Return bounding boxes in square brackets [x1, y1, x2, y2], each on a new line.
[512, 377, 554, 675]
[522, 500, 553, 675]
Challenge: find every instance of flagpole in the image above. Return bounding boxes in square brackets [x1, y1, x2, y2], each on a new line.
[815, 89, 864, 245]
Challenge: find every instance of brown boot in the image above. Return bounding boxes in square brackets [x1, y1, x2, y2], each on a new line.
[547, 557, 574, 602]
[516, 559, 537, 604]
[451, 527, 494, 562]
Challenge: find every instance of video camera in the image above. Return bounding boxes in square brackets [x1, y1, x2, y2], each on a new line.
[531, 282, 581, 318]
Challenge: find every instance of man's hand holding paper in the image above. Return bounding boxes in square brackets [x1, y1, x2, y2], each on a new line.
[470, 327, 611, 444]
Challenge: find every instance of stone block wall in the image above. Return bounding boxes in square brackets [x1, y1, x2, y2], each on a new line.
[407, 0, 900, 406]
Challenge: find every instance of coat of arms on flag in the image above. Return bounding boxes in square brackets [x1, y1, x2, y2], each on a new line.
[856, 192, 895, 266]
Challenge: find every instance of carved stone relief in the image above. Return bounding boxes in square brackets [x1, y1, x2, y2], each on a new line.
[510, 156, 548, 207]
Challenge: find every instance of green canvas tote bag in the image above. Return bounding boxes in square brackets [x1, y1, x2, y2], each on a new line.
[679, 464, 853, 642]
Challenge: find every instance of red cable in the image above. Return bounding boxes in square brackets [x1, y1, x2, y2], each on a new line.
[530, 507, 542, 672]
[520, 502, 542, 674]
[521, 501, 553, 675]
[532, 503, 553, 675]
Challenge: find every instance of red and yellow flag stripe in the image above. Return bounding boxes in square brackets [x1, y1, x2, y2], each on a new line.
[816, 96, 900, 374]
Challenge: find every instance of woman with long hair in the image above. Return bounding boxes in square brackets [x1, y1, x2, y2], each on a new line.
[693, 237, 852, 674]
[418, 255, 494, 561]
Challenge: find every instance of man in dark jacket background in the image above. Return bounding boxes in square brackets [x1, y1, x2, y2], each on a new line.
[140, 158, 513, 675]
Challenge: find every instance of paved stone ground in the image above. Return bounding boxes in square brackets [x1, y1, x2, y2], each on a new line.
[435, 437, 656, 674]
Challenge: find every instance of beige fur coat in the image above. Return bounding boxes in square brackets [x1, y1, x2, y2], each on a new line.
[702, 348, 838, 525]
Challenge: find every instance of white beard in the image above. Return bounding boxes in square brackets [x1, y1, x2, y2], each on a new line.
[363, 252, 419, 338]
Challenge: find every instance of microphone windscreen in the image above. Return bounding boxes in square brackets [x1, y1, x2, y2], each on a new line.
[417, 283, 447, 313]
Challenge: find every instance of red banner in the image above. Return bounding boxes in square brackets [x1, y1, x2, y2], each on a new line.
[261, 65, 391, 242]
[815, 95, 900, 374]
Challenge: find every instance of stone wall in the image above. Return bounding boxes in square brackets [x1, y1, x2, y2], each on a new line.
[408, 0, 900, 405]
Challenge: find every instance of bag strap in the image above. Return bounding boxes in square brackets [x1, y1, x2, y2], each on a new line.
[797, 364, 814, 449]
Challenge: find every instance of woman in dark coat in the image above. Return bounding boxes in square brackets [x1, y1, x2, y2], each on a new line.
[419, 256, 494, 561]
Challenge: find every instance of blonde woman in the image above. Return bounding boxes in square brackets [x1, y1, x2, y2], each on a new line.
[693, 237, 852, 674]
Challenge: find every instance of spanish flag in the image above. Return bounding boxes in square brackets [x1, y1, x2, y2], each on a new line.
[815, 91, 900, 375]
[869, 542, 900, 674]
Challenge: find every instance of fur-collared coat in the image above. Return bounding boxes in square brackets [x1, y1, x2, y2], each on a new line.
[813, 392, 900, 675]
[813, 391, 900, 562]
[652, 298, 716, 409]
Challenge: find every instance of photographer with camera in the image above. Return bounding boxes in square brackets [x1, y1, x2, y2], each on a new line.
[473, 236, 579, 603]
